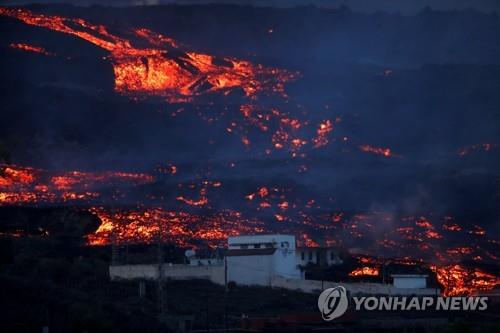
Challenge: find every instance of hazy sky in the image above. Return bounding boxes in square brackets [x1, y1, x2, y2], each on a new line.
[1, 0, 500, 14]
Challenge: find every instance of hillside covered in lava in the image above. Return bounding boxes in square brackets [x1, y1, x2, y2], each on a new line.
[0, 4, 499, 295]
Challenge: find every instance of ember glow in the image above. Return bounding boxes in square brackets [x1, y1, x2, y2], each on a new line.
[312, 120, 334, 148]
[457, 143, 499, 156]
[9, 42, 53, 56]
[359, 144, 393, 157]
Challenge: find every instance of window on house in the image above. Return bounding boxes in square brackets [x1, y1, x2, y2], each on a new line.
[301, 252, 305, 260]
[330, 251, 334, 260]
[308, 252, 313, 261]
[254, 244, 261, 249]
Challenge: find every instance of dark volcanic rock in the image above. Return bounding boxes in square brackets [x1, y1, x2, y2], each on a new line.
[0, 206, 100, 242]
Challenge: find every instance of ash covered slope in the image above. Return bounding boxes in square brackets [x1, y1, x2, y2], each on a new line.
[0, 4, 499, 229]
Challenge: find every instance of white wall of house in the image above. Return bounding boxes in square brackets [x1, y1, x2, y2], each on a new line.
[272, 246, 302, 280]
[109, 264, 225, 285]
[227, 254, 274, 286]
[226, 234, 301, 286]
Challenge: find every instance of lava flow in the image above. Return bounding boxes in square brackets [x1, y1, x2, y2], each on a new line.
[87, 207, 265, 247]
[1, 7, 340, 155]
[2, 163, 499, 295]
[0, 164, 154, 205]
[432, 264, 500, 296]
[0, 7, 296, 103]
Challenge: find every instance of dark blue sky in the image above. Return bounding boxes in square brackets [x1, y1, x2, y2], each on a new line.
[1, 0, 500, 14]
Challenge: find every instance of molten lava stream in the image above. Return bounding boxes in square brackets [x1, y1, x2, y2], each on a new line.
[432, 264, 500, 296]
[0, 7, 296, 103]
[87, 207, 266, 247]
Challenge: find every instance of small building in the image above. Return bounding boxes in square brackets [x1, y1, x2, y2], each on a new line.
[391, 274, 428, 289]
[226, 234, 302, 286]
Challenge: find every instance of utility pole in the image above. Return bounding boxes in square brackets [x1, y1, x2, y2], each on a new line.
[111, 228, 118, 265]
[156, 213, 166, 319]
[111, 206, 119, 266]
[224, 255, 228, 292]
[382, 259, 386, 284]
[205, 288, 209, 333]
[106, 199, 120, 266]
[224, 255, 228, 331]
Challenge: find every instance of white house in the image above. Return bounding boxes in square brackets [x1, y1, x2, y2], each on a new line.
[109, 234, 439, 295]
[391, 274, 428, 289]
[226, 234, 302, 286]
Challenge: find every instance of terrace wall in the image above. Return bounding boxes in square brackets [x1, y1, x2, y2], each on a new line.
[109, 264, 225, 285]
[271, 276, 440, 296]
[109, 265, 440, 296]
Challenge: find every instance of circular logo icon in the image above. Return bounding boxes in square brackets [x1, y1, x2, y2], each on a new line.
[318, 286, 348, 321]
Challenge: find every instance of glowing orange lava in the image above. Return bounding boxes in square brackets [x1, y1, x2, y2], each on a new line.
[2, 165, 498, 296]
[0, 164, 154, 205]
[432, 264, 500, 296]
[0, 7, 340, 155]
[87, 207, 265, 247]
[349, 266, 380, 277]
[0, 7, 296, 103]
